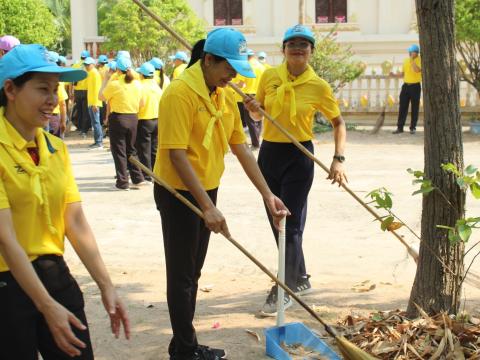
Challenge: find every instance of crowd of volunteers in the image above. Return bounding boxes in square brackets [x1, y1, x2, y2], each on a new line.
[0, 24, 353, 359]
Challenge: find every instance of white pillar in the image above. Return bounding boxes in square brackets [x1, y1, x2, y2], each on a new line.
[71, 0, 98, 60]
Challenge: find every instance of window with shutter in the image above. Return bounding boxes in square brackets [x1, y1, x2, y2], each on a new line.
[315, 0, 347, 23]
[214, 0, 243, 26]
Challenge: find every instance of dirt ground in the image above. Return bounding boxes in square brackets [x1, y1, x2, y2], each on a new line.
[63, 127, 480, 359]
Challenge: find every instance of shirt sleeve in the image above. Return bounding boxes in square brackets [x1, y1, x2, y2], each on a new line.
[316, 80, 341, 122]
[62, 144, 81, 204]
[255, 69, 268, 106]
[102, 81, 116, 102]
[0, 175, 10, 210]
[157, 89, 194, 150]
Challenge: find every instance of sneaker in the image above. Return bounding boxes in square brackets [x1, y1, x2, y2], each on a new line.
[410, 129, 416, 134]
[259, 285, 293, 317]
[392, 129, 403, 134]
[295, 275, 313, 296]
[197, 345, 227, 359]
[88, 143, 103, 150]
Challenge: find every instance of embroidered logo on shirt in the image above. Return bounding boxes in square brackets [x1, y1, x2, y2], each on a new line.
[14, 165, 26, 174]
[198, 106, 207, 112]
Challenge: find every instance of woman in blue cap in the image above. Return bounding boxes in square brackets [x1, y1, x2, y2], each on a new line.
[153, 28, 288, 359]
[99, 56, 146, 190]
[135, 62, 162, 181]
[170, 51, 189, 79]
[150, 57, 171, 90]
[248, 24, 348, 316]
[0, 44, 130, 359]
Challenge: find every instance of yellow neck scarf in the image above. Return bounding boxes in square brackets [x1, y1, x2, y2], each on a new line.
[178, 62, 229, 154]
[0, 110, 57, 234]
[271, 62, 316, 126]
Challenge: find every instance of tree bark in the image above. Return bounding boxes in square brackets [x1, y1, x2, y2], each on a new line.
[298, 0, 305, 24]
[407, 0, 465, 317]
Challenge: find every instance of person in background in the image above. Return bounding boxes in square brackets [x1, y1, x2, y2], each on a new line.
[99, 56, 146, 190]
[71, 50, 90, 138]
[392, 44, 422, 135]
[135, 62, 162, 182]
[0, 43, 130, 360]
[249, 25, 348, 316]
[97, 55, 110, 127]
[232, 49, 265, 150]
[45, 51, 68, 138]
[150, 57, 170, 90]
[170, 51, 189, 79]
[83, 57, 103, 149]
[257, 51, 271, 69]
[0, 35, 20, 58]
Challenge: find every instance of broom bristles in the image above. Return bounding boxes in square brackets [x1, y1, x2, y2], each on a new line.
[336, 335, 379, 360]
[371, 106, 386, 135]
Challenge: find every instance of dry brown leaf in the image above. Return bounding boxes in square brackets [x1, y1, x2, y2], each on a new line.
[387, 221, 403, 231]
[245, 329, 261, 342]
[430, 336, 446, 360]
[352, 284, 376, 293]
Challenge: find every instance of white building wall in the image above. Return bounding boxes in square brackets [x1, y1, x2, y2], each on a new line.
[71, 0, 98, 60]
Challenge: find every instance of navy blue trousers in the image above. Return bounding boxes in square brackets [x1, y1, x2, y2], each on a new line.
[258, 140, 314, 289]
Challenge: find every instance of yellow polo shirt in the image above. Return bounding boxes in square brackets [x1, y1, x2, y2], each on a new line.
[72, 61, 88, 91]
[232, 58, 265, 102]
[98, 65, 109, 82]
[138, 78, 162, 120]
[154, 62, 246, 190]
[403, 56, 422, 84]
[102, 78, 143, 114]
[53, 82, 68, 114]
[0, 108, 81, 272]
[172, 63, 187, 79]
[257, 66, 341, 142]
[86, 67, 103, 107]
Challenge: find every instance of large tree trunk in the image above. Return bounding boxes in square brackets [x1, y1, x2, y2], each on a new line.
[407, 0, 465, 317]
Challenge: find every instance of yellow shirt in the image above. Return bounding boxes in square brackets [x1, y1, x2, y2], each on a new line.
[232, 58, 266, 101]
[154, 70, 171, 90]
[102, 78, 143, 114]
[0, 108, 81, 272]
[257, 64, 340, 142]
[154, 61, 246, 190]
[53, 82, 68, 114]
[403, 56, 422, 84]
[72, 61, 88, 90]
[98, 65, 109, 82]
[110, 72, 120, 82]
[86, 67, 103, 107]
[138, 78, 162, 120]
[172, 63, 187, 79]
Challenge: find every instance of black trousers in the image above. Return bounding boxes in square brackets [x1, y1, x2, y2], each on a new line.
[258, 140, 314, 289]
[0, 255, 93, 360]
[135, 119, 158, 181]
[154, 184, 218, 359]
[237, 101, 262, 148]
[108, 113, 144, 189]
[396, 83, 421, 131]
[73, 90, 90, 134]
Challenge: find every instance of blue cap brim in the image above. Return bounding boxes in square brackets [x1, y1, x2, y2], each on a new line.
[34, 65, 87, 83]
[227, 58, 255, 78]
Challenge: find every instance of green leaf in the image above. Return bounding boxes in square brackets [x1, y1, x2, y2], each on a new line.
[384, 193, 393, 209]
[448, 230, 461, 244]
[381, 216, 394, 232]
[371, 313, 383, 322]
[442, 163, 460, 176]
[458, 224, 473, 242]
[437, 225, 455, 230]
[470, 183, 480, 199]
[465, 217, 480, 223]
[465, 165, 478, 175]
[457, 178, 466, 188]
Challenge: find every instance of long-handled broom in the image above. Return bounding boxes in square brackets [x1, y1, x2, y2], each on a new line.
[129, 157, 377, 360]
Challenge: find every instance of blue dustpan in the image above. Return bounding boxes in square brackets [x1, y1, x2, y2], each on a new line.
[264, 219, 341, 359]
[265, 322, 341, 360]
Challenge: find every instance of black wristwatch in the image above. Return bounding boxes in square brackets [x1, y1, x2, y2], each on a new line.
[333, 155, 345, 163]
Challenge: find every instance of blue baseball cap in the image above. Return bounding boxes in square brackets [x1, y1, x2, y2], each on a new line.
[169, 51, 189, 62]
[408, 44, 420, 53]
[247, 49, 255, 56]
[58, 55, 67, 65]
[0, 44, 87, 89]
[257, 51, 267, 59]
[116, 50, 131, 60]
[136, 62, 155, 77]
[283, 24, 316, 45]
[150, 57, 164, 70]
[47, 51, 59, 63]
[108, 60, 117, 71]
[204, 28, 255, 78]
[98, 54, 108, 64]
[80, 50, 90, 58]
[117, 56, 132, 72]
[83, 57, 96, 65]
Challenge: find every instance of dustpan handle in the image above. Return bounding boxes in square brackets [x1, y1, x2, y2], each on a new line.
[277, 217, 286, 327]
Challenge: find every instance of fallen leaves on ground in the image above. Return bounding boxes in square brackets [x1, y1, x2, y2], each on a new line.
[336, 307, 480, 359]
